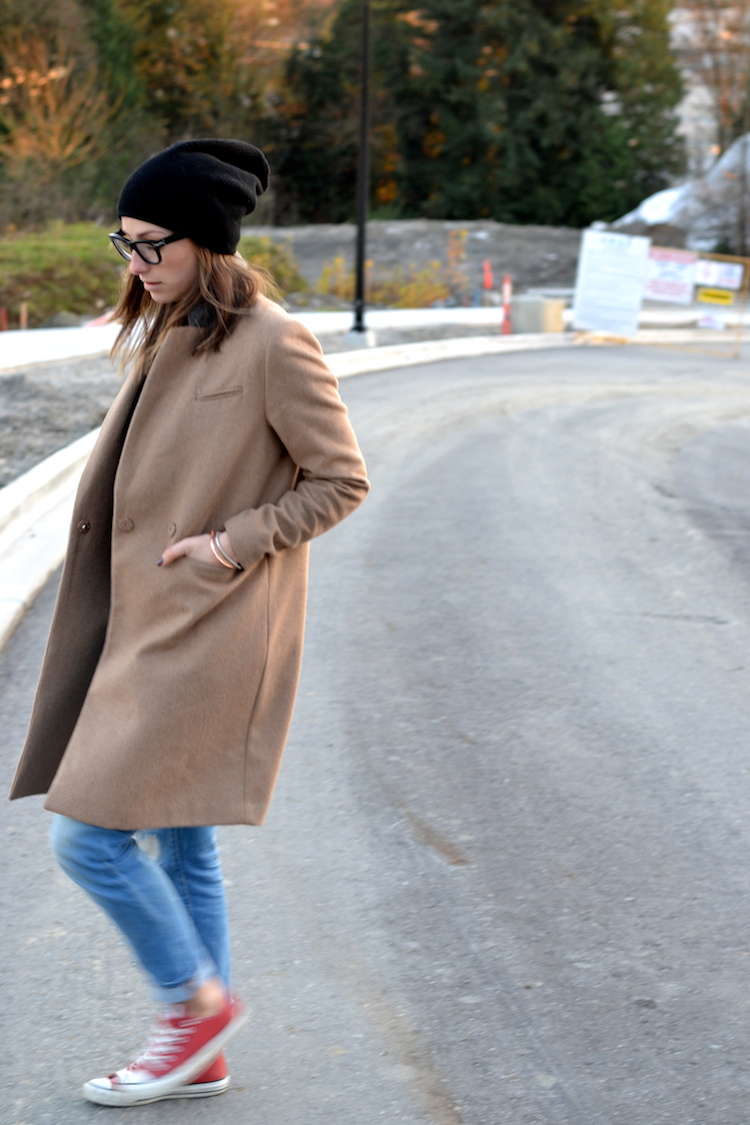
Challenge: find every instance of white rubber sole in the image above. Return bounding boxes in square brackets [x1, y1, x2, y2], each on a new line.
[100, 1075, 231, 1104]
[82, 1006, 247, 1107]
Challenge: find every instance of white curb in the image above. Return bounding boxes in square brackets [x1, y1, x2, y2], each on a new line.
[327, 332, 574, 378]
[0, 429, 100, 648]
[0, 324, 121, 372]
[0, 429, 100, 556]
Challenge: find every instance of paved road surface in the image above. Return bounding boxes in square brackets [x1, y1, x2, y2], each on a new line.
[2, 346, 750, 1125]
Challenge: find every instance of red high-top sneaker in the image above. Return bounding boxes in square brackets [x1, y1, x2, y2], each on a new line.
[83, 997, 245, 1106]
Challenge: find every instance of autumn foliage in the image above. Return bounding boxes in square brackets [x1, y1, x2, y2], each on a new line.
[0, 0, 685, 230]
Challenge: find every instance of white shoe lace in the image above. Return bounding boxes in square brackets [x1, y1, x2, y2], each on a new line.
[127, 1012, 195, 1076]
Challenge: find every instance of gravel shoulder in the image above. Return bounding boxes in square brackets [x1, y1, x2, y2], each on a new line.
[0, 355, 121, 489]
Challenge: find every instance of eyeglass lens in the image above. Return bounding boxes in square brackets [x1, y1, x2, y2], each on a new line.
[110, 236, 163, 265]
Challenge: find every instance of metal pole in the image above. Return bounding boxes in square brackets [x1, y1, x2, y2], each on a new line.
[352, 0, 370, 333]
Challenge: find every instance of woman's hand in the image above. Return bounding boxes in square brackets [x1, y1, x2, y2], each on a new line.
[158, 531, 239, 568]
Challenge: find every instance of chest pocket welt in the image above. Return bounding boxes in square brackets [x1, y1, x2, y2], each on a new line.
[195, 385, 244, 402]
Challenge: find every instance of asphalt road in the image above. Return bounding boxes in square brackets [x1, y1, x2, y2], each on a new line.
[3, 345, 750, 1125]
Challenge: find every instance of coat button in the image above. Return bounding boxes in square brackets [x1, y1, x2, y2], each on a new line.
[167, 522, 177, 537]
[77, 520, 91, 533]
[117, 517, 134, 532]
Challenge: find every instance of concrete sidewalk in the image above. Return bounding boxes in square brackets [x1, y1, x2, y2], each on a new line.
[0, 308, 506, 372]
[4, 300, 744, 372]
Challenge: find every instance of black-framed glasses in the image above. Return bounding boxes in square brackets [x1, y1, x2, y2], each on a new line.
[108, 231, 185, 265]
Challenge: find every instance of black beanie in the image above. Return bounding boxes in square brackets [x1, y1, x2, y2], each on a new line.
[117, 139, 270, 255]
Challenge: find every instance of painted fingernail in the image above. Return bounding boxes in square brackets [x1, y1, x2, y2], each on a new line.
[157, 557, 164, 566]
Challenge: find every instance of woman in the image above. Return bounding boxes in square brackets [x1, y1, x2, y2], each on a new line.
[8, 139, 369, 1107]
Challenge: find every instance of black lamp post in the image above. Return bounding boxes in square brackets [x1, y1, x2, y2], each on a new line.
[352, 0, 370, 334]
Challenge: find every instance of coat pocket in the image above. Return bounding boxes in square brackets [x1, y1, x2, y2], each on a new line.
[146, 554, 243, 639]
[182, 556, 238, 583]
[195, 386, 243, 402]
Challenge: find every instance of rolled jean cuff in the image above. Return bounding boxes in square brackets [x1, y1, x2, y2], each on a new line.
[151, 952, 218, 1005]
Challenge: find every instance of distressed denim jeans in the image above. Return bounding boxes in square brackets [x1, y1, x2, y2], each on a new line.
[50, 815, 230, 1004]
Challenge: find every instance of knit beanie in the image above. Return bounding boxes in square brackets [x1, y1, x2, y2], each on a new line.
[117, 139, 270, 255]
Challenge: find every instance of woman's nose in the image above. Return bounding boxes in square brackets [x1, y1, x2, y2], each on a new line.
[129, 253, 149, 276]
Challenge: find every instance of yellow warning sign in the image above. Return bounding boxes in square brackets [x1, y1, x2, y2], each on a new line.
[697, 287, 735, 305]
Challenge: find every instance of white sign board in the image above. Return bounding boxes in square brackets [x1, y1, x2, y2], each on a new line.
[572, 230, 651, 336]
[694, 258, 744, 290]
[645, 247, 697, 305]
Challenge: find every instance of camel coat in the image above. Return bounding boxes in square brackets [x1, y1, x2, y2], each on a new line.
[8, 296, 369, 829]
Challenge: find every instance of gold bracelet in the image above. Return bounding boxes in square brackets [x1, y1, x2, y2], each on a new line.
[209, 530, 243, 571]
[209, 530, 237, 569]
[215, 530, 244, 570]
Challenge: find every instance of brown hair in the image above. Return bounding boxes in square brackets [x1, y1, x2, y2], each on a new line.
[111, 244, 273, 379]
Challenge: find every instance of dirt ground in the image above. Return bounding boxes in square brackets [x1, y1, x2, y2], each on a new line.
[0, 219, 583, 488]
[252, 217, 582, 300]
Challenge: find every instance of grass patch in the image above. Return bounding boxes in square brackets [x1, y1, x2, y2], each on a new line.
[0, 223, 308, 329]
[0, 223, 124, 328]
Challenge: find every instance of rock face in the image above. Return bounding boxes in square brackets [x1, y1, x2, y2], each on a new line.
[248, 218, 582, 295]
[614, 132, 750, 252]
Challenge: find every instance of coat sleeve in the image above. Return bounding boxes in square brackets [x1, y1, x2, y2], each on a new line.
[223, 316, 370, 569]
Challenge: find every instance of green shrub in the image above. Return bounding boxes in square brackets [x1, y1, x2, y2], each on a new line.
[237, 234, 307, 298]
[316, 230, 470, 308]
[0, 224, 307, 329]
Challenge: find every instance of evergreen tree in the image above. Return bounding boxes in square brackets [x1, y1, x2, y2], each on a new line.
[387, 0, 684, 224]
[117, 0, 265, 143]
[271, 0, 416, 222]
[476, 0, 643, 224]
[79, 0, 143, 108]
[592, 0, 685, 198]
[271, 0, 684, 226]
[271, 3, 361, 223]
